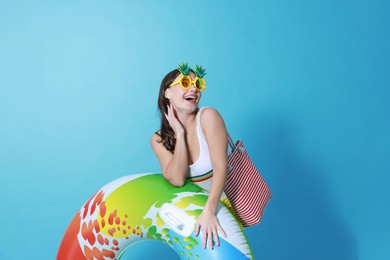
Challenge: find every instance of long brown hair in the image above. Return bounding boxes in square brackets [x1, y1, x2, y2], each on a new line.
[157, 69, 181, 153]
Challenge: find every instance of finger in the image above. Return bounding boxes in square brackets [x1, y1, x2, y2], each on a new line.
[202, 229, 207, 249]
[208, 230, 213, 249]
[168, 105, 175, 121]
[218, 225, 227, 238]
[194, 222, 200, 236]
[213, 228, 220, 246]
[167, 105, 172, 117]
[164, 114, 172, 126]
[169, 104, 177, 118]
[168, 103, 173, 114]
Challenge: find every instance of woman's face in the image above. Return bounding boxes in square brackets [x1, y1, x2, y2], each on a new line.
[165, 72, 202, 112]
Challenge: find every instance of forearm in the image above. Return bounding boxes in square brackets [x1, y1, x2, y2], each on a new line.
[163, 134, 189, 186]
[204, 167, 227, 214]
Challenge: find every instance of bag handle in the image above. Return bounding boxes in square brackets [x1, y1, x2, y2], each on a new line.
[228, 134, 236, 151]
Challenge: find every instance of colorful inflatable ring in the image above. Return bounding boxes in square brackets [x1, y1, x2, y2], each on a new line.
[57, 173, 253, 259]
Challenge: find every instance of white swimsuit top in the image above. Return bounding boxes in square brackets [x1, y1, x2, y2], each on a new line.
[188, 107, 214, 184]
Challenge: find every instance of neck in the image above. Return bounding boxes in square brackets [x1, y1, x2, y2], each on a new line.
[176, 108, 198, 130]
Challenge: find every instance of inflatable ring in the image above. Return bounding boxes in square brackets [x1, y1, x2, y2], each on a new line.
[57, 173, 253, 259]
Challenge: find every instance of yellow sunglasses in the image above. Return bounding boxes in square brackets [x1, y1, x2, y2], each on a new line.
[169, 75, 206, 92]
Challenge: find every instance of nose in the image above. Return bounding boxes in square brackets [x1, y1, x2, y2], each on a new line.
[188, 86, 198, 93]
[188, 83, 199, 92]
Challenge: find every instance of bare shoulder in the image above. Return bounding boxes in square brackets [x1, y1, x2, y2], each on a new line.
[201, 107, 224, 121]
[150, 130, 173, 170]
[150, 131, 162, 146]
[200, 107, 226, 132]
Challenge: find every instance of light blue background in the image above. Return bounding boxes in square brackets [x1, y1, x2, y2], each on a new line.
[0, 1, 389, 259]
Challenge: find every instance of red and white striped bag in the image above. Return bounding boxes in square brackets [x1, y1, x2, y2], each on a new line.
[224, 138, 272, 227]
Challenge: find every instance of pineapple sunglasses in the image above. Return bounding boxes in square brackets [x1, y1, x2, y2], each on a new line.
[169, 75, 206, 92]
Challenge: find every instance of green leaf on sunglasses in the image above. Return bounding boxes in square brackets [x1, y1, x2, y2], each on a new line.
[177, 62, 191, 76]
[194, 64, 207, 78]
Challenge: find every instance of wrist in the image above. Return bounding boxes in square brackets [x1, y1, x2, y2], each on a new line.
[175, 131, 185, 140]
[203, 204, 216, 215]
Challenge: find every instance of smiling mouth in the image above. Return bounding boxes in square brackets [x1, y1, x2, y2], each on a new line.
[184, 96, 196, 101]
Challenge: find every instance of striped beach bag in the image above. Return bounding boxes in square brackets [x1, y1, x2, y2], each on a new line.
[224, 137, 272, 227]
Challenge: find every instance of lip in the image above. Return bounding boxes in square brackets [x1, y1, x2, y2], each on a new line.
[183, 93, 198, 103]
[183, 93, 197, 99]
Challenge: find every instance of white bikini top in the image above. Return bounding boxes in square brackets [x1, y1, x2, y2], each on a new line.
[188, 107, 213, 181]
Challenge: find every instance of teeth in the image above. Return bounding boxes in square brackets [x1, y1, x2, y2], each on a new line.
[184, 96, 195, 100]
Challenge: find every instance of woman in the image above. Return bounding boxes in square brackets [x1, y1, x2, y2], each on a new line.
[151, 63, 229, 250]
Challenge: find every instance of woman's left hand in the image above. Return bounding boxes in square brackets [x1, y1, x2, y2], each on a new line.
[194, 208, 227, 249]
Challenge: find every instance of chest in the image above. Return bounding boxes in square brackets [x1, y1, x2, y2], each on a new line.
[186, 128, 200, 165]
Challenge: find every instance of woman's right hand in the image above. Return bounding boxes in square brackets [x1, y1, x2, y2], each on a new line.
[165, 104, 184, 136]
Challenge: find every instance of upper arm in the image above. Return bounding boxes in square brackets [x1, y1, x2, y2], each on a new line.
[150, 133, 173, 174]
[201, 108, 228, 171]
